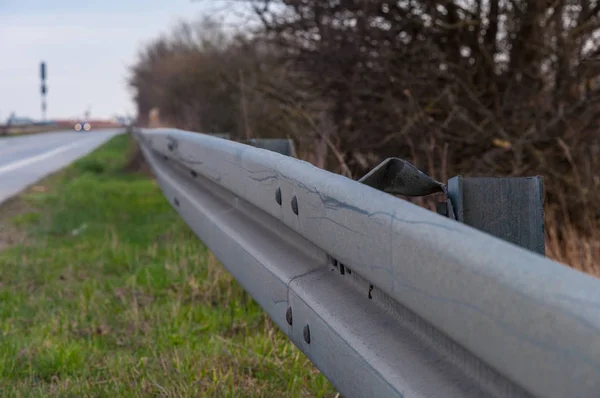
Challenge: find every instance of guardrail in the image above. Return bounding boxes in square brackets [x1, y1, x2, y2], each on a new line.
[135, 128, 600, 398]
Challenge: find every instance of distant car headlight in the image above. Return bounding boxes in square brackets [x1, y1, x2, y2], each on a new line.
[84, 123, 91, 131]
[75, 123, 82, 131]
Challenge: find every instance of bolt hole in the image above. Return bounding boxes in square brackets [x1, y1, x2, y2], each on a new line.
[291, 196, 299, 215]
[339, 264, 345, 275]
[368, 285, 373, 299]
[174, 198, 180, 207]
[303, 325, 311, 344]
[286, 307, 293, 326]
[276, 187, 282, 206]
[191, 170, 197, 178]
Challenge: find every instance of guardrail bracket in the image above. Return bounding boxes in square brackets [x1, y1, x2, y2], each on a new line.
[447, 176, 545, 255]
[360, 158, 544, 254]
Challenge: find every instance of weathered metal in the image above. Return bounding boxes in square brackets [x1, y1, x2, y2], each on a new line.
[136, 128, 600, 398]
[358, 157, 446, 196]
[245, 138, 297, 157]
[448, 176, 545, 254]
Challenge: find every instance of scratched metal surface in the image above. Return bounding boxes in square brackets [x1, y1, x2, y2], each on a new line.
[139, 128, 600, 398]
[139, 144, 529, 398]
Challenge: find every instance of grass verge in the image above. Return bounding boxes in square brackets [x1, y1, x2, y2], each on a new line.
[1, 126, 65, 137]
[0, 134, 336, 397]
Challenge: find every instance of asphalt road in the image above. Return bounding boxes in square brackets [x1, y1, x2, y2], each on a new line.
[0, 129, 122, 204]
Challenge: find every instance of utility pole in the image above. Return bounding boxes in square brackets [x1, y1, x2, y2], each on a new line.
[40, 61, 47, 121]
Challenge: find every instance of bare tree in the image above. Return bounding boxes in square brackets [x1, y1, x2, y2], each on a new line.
[130, 3, 600, 226]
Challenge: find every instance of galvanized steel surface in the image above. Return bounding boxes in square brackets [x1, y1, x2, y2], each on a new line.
[139, 144, 527, 398]
[138, 128, 600, 398]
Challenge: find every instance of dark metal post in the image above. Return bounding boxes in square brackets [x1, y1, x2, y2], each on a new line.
[447, 176, 545, 255]
[245, 138, 297, 158]
[40, 62, 47, 121]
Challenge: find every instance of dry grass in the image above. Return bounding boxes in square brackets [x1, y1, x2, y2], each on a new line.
[545, 207, 600, 277]
[1, 125, 64, 136]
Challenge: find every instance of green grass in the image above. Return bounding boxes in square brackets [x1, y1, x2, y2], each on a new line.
[0, 134, 336, 397]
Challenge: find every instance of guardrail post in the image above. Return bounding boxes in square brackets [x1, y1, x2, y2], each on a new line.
[447, 176, 545, 255]
[245, 138, 297, 158]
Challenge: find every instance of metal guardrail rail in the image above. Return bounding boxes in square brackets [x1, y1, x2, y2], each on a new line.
[136, 128, 600, 398]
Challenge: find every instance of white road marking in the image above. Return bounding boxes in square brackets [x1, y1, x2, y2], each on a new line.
[0, 139, 94, 176]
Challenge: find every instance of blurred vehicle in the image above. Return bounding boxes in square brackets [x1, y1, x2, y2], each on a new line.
[74, 121, 91, 131]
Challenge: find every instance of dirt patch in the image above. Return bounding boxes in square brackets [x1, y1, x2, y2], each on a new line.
[125, 139, 153, 177]
[0, 194, 34, 251]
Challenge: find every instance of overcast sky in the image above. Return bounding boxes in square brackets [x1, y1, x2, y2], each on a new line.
[0, 0, 250, 121]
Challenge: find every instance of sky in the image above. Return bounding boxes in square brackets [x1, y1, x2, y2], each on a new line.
[0, 0, 252, 121]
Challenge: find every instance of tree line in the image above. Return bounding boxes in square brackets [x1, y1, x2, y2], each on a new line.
[130, 1, 600, 229]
